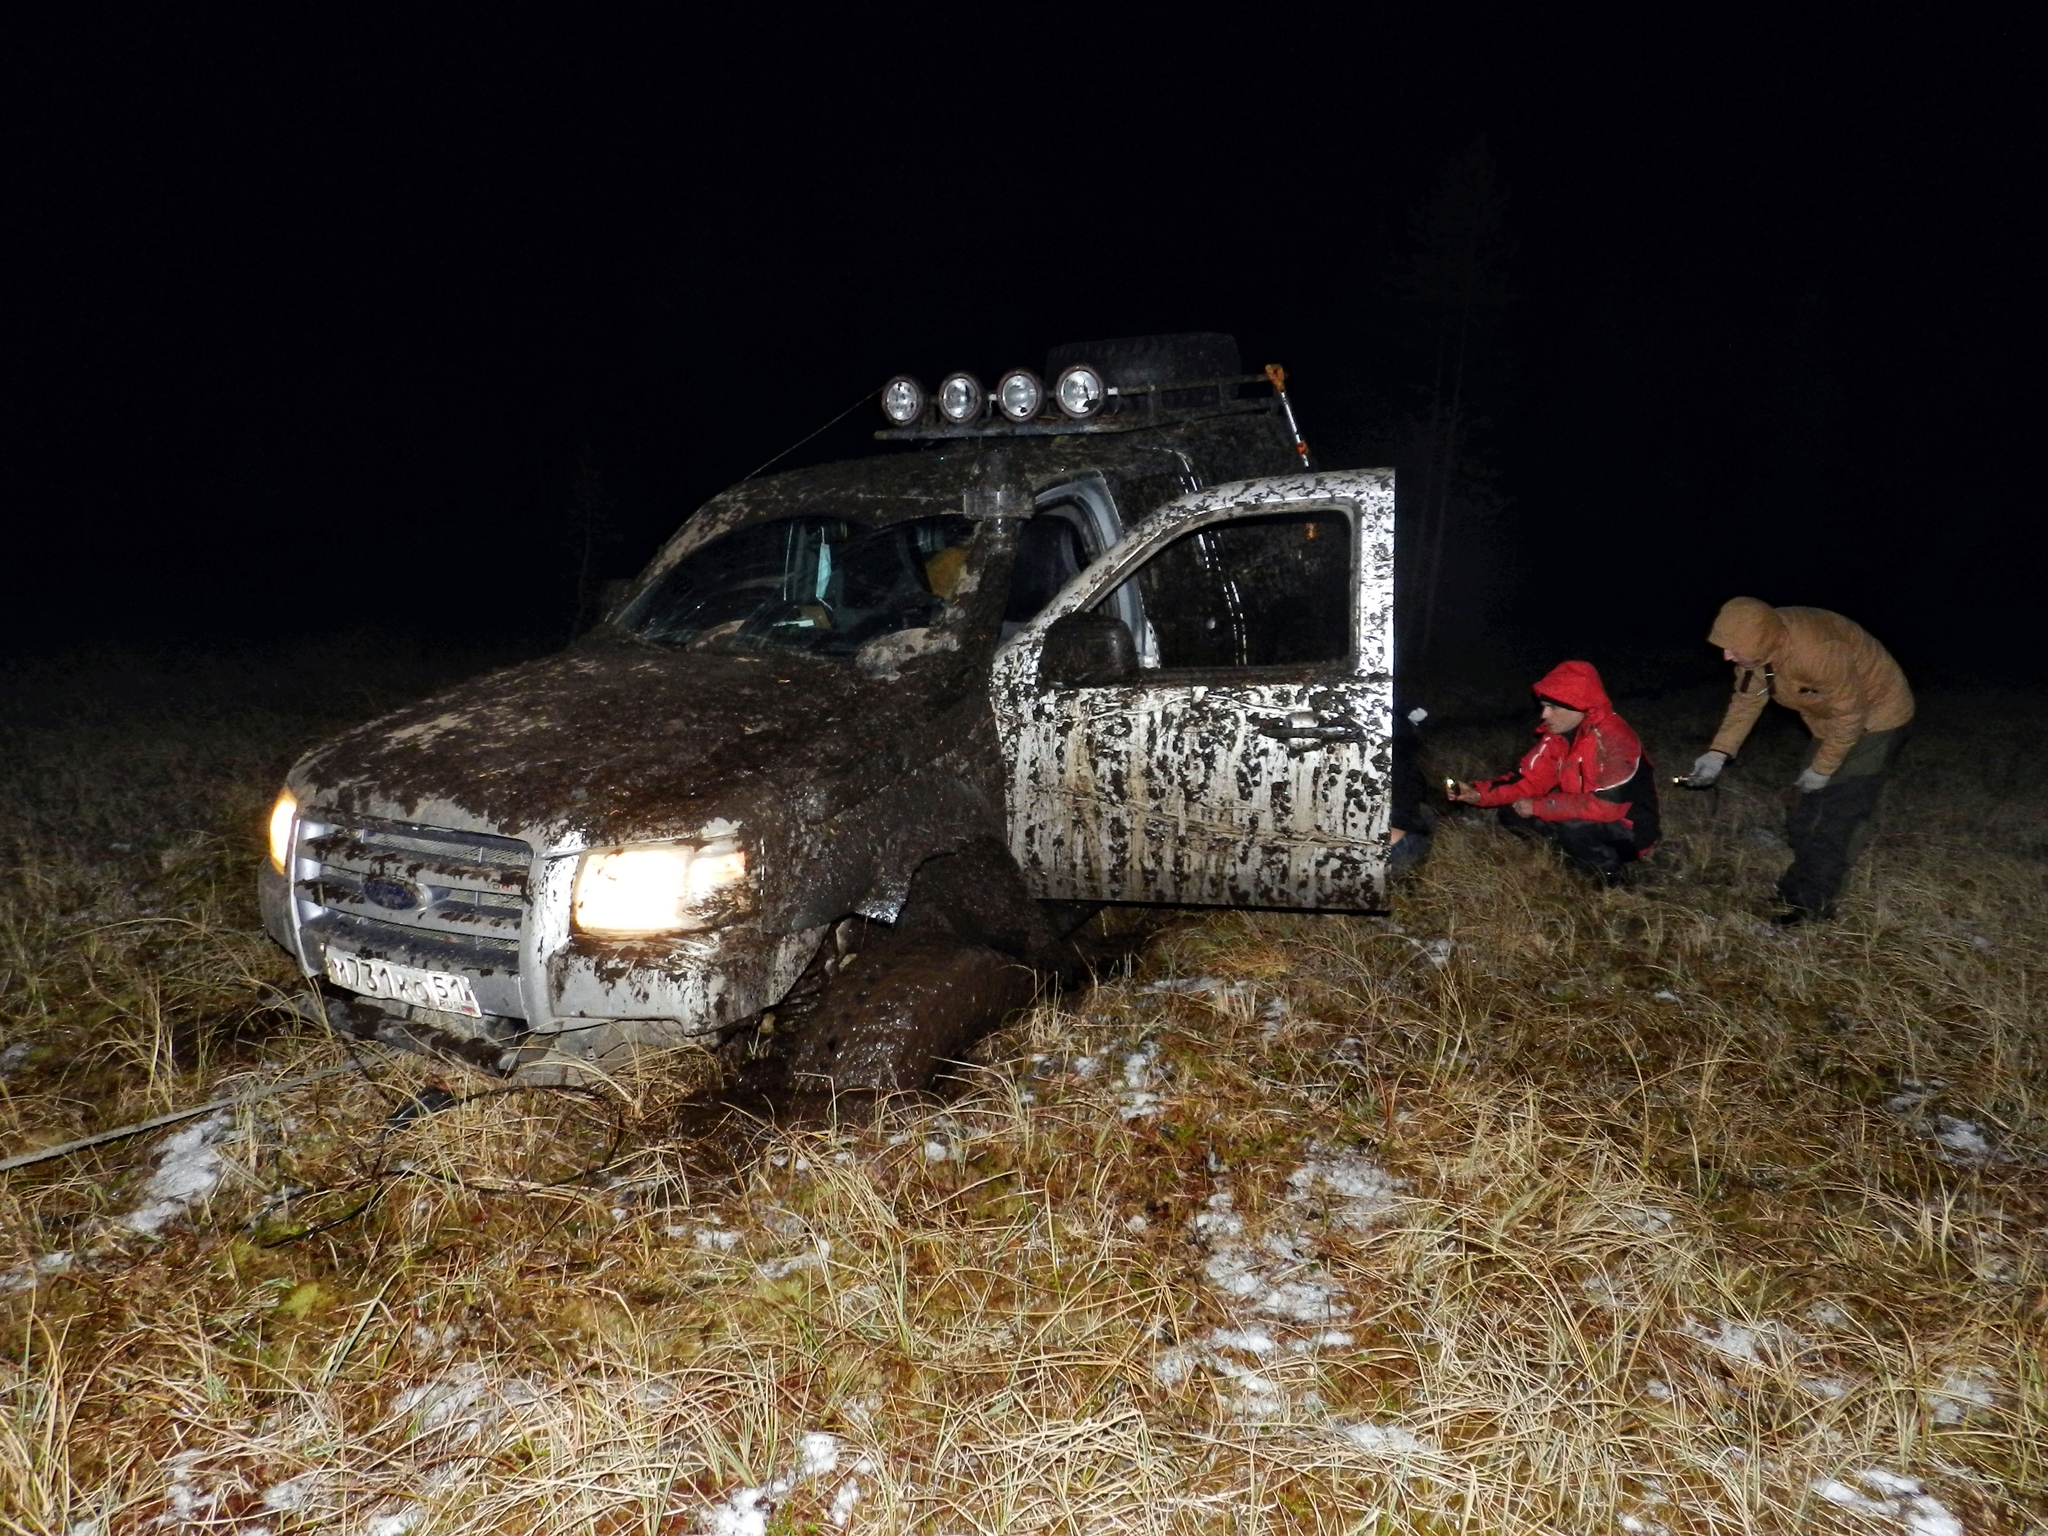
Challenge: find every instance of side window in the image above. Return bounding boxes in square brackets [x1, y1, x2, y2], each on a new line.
[1002, 509, 1090, 629]
[1119, 510, 1351, 670]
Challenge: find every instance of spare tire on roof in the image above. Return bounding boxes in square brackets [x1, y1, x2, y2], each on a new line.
[1045, 333, 1241, 391]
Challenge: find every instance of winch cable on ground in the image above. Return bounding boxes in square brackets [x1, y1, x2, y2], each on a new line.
[0, 1057, 375, 1174]
[254, 1082, 634, 1249]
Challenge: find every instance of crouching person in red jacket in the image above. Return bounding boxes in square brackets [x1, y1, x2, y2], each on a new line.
[1449, 661, 1661, 883]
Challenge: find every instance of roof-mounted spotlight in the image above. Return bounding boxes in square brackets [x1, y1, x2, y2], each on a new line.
[880, 375, 926, 426]
[936, 372, 985, 424]
[996, 368, 1044, 422]
[1053, 362, 1106, 420]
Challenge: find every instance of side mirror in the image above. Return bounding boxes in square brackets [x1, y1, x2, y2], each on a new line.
[1037, 611, 1138, 689]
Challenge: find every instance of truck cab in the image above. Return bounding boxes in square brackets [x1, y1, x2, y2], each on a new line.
[258, 334, 1396, 1085]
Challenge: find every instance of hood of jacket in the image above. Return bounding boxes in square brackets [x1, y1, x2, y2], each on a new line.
[1531, 659, 1612, 715]
[1707, 597, 1788, 661]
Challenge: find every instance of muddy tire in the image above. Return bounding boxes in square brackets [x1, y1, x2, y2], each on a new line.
[778, 932, 1039, 1106]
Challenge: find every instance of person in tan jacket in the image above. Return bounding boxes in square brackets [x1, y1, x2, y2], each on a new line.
[1683, 598, 1914, 922]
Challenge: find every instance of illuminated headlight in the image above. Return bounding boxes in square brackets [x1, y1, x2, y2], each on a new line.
[572, 840, 748, 936]
[996, 368, 1043, 422]
[267, 789, 297, 873]
[936, 372, 984, 424]
[880, 375, 926, 425]
[1054, 362, 1106, 419]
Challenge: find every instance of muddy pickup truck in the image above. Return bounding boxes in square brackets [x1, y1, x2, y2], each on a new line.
[259, 333, 1395, 1091]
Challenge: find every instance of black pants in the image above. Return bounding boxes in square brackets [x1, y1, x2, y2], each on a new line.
[1778, 726, 1908, 917]
[1496, 806, 1638, 881]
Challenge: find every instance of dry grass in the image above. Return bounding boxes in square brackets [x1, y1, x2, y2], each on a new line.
[1, 653, 2043, 1534]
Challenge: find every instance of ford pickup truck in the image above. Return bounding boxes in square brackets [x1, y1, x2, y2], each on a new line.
[259, 333, 1395, 1090]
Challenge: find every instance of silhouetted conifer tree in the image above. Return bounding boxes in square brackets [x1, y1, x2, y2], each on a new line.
[1396, 138, 1515, 668]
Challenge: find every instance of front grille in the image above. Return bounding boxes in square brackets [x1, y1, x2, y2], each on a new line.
[298, 816, 531, 952]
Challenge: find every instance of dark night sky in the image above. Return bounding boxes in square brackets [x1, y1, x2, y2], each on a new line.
[11, 11, 2044, 683]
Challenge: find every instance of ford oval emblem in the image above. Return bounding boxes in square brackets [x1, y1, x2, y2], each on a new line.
[362, 875, 423, 911]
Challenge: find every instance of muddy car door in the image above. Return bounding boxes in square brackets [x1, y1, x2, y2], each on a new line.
[991, 471, 1395, 910]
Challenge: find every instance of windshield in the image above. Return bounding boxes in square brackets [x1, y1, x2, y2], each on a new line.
[625, 514, 977, 657]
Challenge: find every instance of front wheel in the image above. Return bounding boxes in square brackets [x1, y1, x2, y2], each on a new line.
[777, 929, 1040, 1107]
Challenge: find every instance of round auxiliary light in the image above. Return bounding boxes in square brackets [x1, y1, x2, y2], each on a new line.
[880, 375, 926, 425]
[1054, 362, 1106, 420]
[936, 372, 985, 425]
[996, 368, 1044, 422]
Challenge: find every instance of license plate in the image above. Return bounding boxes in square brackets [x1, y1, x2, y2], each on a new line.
[324, 949, 484, 1018]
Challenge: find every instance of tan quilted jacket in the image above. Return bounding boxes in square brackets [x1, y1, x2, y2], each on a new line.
[1706, 599, 1914, 776]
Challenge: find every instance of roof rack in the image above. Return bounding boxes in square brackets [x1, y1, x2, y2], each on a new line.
[875, 374, 1281, 441]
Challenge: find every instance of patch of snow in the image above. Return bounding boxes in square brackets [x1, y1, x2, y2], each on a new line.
[0, 1041, 33, 1073]
[698, 1432, 847, 1536]
[666, 1222, 742, 1252]
[1801, 1375, 1855, 1400]
[1203, 1230, 1347, 1322]
[1806, 1300, 1853, 1329]
[1419, 938, 1454, 967]
[1152, 1346, 1200, 1387]
[1885, 1079, 1947, 1114]
[364, 1504, 426, 1536]
[1145, 976, 1222, 996]
[1287, 1154, 1405, 1231]
[922, 1140, 951, 1162]
[827, 1475, 861, 1527]
[1297, 1329, 1354, 1351]
[1651, 989, 1681, 1003]
[1641, 1378, 1673, 1402]
[1208, 1326, 1279, 1356]
[1, 1250, 74, 1293]
[1618, 1204, 1676, 1234]
[1124, 1213, 1148, 1233]
[1928, 1115, 2003, 1166]
[408, 1323, 463, 1357]
[1679, 1315, 1806, 1366]
[1335, 1421, 1435, 1456]
[157, 1448, 219, 1524]
[391, 1364, 549, 1442]
[1122, 1040, 1171, 1122]
[1927, 1366, 1996, 1425]
[261, 1472, 321, 1512]
[1155, 1186, 1365, 1415]
[756, 1239, 831, 1281]
[122, 1113, 237, 1235]
[1812, 1468, 1963, 1536]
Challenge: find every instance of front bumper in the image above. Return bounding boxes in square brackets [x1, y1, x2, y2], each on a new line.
[261, 849, 824, 1062]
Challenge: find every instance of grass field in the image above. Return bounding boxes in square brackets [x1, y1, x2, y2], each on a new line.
[1, 646, 2042, 1534]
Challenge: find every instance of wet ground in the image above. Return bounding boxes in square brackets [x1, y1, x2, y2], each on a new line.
[663, 906, 1184, 1176]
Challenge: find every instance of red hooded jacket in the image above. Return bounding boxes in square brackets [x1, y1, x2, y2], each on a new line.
[1475, 661, 1658, 844]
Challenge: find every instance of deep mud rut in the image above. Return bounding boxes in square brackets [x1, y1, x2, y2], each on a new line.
[661, 907, 1181, 1180]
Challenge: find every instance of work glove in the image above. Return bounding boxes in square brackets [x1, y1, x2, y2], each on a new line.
[1794, 767, 1832, 793]
[1686, 750, 1728, 787]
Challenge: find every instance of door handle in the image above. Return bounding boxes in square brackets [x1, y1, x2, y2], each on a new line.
[1254, 712, 1365, 745]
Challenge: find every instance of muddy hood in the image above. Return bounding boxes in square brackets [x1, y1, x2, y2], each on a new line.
[293, 645, 909, 851]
